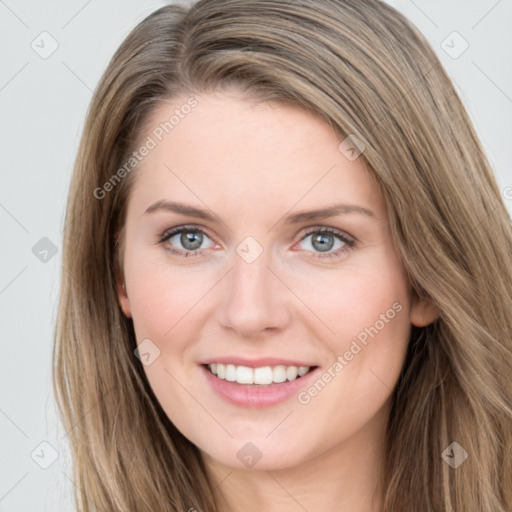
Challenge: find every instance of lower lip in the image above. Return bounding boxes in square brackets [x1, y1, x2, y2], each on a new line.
[199, 364, 320, 409]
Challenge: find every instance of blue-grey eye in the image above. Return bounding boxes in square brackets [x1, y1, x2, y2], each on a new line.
[298, 230, 347, 254]
[311, 232, 335, 252]
[178, 230, 203, 250]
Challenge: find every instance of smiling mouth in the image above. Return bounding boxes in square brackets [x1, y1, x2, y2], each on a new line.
[204, 363, 317, 386]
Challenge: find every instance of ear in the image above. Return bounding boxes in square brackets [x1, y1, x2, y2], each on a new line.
[410, 297, 438, 327]
[114, 260, 132, 318]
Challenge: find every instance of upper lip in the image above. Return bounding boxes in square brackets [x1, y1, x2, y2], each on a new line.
[199, 356, 317, 368]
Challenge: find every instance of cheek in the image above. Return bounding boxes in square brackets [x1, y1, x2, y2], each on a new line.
[124, 254, 208, 419]
[125, 248, 206, 341]
[290, 252, 412, 407]
[294, 255, 412, 418]
[289, 254, 411, 347]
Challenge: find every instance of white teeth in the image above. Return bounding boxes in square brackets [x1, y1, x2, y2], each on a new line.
[286, 366, 298, 381]
[298, 366, 309, 377]
[225, 364, 237, 382]
[207, 363, 313, 385]
[272, 365, 287, 383]
[236, 366, 254, 384]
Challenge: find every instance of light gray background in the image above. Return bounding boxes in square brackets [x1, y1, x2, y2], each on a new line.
[1, 1, 510, 510]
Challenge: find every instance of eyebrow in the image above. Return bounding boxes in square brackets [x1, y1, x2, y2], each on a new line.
[143, 200, 375, 223]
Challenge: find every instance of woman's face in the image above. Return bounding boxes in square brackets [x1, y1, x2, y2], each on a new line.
[116, 89, 437, 471]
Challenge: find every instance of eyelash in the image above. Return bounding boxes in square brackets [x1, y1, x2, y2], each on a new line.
[157, 225, 356, 261]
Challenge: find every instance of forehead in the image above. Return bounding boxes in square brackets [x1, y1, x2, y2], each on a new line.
[127, 91, 385, 221]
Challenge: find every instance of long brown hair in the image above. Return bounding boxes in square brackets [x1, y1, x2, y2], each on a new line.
[53, 1, 512, 510]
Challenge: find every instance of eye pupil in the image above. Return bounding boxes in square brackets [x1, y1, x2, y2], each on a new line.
[181, 231, 203, 250]
[312, 233, 334, 252]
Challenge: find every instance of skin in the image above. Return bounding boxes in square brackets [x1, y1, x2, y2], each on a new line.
[116, 89, 438, 512]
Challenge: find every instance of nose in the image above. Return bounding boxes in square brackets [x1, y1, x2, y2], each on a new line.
[215, 249, 291, 339]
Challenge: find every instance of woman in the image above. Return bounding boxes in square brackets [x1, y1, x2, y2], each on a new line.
[53, 0, 512, 510]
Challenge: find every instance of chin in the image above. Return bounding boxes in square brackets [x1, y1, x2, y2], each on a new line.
[198, 435, 312, 472]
